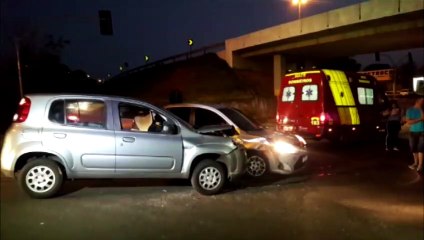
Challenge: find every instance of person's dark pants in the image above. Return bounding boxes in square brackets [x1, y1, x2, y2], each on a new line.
[386, 120, 401, 149]
[409, 132, 424, 153]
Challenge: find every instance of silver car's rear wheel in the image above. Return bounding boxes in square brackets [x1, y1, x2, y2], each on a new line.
[191, 160, 226, 195]
[26, 166, 56, 193]
[19, 159, 63, 199]
[246, 155, 267, 177]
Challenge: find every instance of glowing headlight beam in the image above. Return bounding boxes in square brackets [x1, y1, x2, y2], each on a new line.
[294, 134, 307, 145]
[244, 137, 268, 144]
[273, 141, 298, 154]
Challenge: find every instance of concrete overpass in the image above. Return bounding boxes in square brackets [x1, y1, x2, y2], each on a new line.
[220, 0, 424, 95]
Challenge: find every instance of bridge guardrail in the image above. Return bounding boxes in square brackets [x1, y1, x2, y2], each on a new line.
[112, 42, 225, 80]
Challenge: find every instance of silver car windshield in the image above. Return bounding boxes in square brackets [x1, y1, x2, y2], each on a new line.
[219, 108, 261, 132]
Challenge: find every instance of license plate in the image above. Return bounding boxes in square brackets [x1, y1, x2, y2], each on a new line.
[283, 126, 294, 132]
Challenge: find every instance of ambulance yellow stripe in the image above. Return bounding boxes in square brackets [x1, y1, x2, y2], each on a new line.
[285, 70, 321, 77]
[337, 107, 360, 125]
[323, 69, 360, 125]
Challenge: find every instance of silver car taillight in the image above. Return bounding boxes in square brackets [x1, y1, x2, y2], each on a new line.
[13, 97, 31, 123]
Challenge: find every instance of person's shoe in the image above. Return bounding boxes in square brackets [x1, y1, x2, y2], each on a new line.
[409, 165, 417, 170]
[385, 148, 390, 151]
[417, 167, 423, 172]
[393, 147, 400, 151]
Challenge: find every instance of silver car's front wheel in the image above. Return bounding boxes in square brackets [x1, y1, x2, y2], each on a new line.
[246, 154, 267, 177]
[199, 167, 222, 190]
[191, 160, 226, 195]
[19, 159, 63, 199]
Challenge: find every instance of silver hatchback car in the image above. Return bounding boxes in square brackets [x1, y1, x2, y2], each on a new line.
[165, 104, 308, 177]
[1, 95, 246, 198]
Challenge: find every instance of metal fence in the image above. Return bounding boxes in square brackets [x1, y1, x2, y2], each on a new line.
[112, 42, 225, 80]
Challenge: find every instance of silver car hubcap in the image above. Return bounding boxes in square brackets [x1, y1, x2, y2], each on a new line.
[247, 155, 266, 177]
[199, 167, 222, 190]
[26, 166, 56, 193]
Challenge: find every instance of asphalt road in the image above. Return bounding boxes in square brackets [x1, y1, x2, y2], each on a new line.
[1, 140, 423, 240]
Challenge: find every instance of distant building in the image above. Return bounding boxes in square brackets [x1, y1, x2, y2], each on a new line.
[358, 69, 395, 82]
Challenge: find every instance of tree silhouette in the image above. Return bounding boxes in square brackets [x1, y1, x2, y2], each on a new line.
[0, 31, 94, 132]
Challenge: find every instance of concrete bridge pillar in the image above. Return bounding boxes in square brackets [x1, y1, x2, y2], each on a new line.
[273, 54, 286, 96]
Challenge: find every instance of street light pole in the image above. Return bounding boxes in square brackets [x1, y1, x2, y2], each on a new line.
[298, 1, 301, 19]
[292, 0, 307, 19]
[14, 38, 24, 98]
[293, 0, 308, 32]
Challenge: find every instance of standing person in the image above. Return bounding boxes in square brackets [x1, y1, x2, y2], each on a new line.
[405, 97, 424, 172]
[384, 101, 402, 151]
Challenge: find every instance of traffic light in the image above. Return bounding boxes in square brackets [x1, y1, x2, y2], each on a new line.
[99, 10, 113, 35]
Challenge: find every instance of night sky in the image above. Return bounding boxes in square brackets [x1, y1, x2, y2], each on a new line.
[1, 0, 422, 78]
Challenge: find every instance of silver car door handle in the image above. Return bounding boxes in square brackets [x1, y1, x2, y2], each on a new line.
[53, 133, 67, 139]
[122, 137, 135, 143]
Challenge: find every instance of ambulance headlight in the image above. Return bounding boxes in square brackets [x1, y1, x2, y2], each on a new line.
[273, 141, 298, 154]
